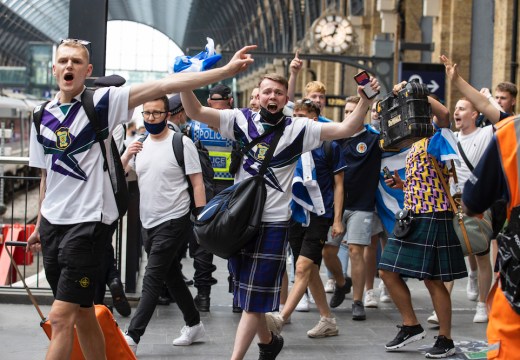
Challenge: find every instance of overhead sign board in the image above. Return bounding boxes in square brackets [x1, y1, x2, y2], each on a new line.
[399, 62, 446, 103]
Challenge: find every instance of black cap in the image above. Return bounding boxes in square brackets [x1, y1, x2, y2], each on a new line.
[93, 74, 126, 87]
[169, 94, 184, 115]
[209, 84, 232, 99]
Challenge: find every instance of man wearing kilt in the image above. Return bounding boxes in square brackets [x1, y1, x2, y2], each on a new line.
[378, 82, 467, 359]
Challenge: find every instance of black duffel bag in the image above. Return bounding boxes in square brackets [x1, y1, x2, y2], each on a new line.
[192, 122, 284, 259]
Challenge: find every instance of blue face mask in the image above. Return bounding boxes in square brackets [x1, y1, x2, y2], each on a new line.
[144, 120, 167, 135]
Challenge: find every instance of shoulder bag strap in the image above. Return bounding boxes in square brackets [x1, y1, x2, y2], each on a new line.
[430, 154, 472, 254]
[172, 131, 185, 173]
[457, 141, 475, 172]
[258, 125, 284, 176]
[238, 120, 284, 156]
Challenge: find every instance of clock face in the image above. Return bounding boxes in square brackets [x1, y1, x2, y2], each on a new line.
[313, 15, 354, 54]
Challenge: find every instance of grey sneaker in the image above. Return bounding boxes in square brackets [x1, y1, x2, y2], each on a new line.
[352, 300, 366, 320]
[265, 312, 284, 335]
[307, 316, 339, 338]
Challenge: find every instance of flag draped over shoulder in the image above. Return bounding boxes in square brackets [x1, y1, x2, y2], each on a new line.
[291, 152, 325, 226]
[427, 125, 461, 166]
[375, 149, 408, 234]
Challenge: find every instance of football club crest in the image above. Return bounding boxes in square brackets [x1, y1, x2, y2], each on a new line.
[356, 142, 367, 153]
[55, 127, 71, 149]
[256, 143, 269, 161]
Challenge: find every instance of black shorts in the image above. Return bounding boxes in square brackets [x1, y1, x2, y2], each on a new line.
[288, 216, 330, 266]
[40, 217, 111, 307]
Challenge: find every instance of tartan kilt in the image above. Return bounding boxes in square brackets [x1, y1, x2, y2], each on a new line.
[378, 211, 467, 281]
[228, 221, 289, 313]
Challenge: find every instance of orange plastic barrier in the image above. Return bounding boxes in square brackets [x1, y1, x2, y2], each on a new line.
[0, 223, 36, 285]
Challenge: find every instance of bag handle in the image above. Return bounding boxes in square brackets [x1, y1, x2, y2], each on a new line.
[430, 154, 473, 254]
[258, 124, 284, 176]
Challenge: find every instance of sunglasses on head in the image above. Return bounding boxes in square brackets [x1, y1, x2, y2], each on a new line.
[297, 98, 321, 117]
[59, 38, 92, 55]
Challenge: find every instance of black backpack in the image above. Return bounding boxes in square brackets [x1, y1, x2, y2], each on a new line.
[32, 89, 129, 219]
[172, 132, 215, 205]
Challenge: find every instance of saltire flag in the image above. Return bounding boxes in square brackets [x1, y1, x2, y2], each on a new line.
[173, 37, 222, 73]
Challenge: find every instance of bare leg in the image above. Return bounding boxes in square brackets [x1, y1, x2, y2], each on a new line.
[322, 244, 346, 287]
[379, 270, 418, 325]
[281, 256, 313, 319]
[424, 279, 452, 338]
[280, 271, 288, 307]
[75, 306, 106, 360]
[45, 300, 78, 360]
[364, 234, 379, 291]
[308, 266, 333, 318]
[475, 253, 493, 302]
[231, 311, 269, 360]
[349, 244, 366, 302]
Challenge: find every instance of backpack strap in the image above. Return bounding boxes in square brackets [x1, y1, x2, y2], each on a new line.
[172, 131, 185, 174]
[81, 89, 110, 172]
[32, 101, 51, 137]
[323, 140, 334, 171]
[456, 141, 475, 172]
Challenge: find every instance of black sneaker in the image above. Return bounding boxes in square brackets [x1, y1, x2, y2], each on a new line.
[258, 332, 284, 360]
[194, 294, 210, 312]
[385, 324, 425, 350]
[329, 277, 353, 308]
[109, 278, 131, 317]
[352, 300, 366, 320]
[424, 335, 456, 358]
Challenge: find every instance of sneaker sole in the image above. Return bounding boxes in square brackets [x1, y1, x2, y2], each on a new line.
[385, 331, 426, 350]
[365, 303, 378, 308]
[307, 329, 339, 338]
[427, 318, 439, 325]
[425, 347, 456, 358]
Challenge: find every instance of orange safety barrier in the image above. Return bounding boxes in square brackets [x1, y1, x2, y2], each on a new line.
[0, 223, 36, 285]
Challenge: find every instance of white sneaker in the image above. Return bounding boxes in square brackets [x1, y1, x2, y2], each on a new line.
[364, 289, 378, 308]
[172, 322, 205, 346]
[427, 311, 439, 325]
[123, 332, 137, 354]
[324, 279, 335, 293]
[466, 273, 479, 301]
[278, 306, 291, 324]
[295, 293, 310, 312]
[307, 316, 339, 338]
[379, 282, 391, 303]
[308, 291, 315, 304]
[473, 302, 488, 323]
[265, 312, 284, 335]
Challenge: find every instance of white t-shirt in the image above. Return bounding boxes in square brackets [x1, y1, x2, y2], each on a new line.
[219, 108, 322, 222]
[455, 126, 494, 190]
[131, 130, 201, 228]
[29, 86, 133, 225]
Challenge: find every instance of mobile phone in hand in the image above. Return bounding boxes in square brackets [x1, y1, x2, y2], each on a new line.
[354, 71, 379, 99]
[383, 166, 396, 186]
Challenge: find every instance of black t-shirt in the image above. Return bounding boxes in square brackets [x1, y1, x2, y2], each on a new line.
[341, 129, 382, 211]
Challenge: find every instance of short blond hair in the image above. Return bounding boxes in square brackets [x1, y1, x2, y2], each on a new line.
[258, 73, 288, 90]
[305, 81, 326, 95]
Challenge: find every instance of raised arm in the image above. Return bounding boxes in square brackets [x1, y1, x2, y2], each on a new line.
[320, 78, 380, 140]
[287, 50, 303, 102]
[440, 55, 502, 124]
[180, 91, 221, 129]
[128, 45, 256, 109]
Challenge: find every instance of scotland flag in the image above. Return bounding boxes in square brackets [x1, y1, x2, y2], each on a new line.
[427, 126, 460, 166]
[173, 37, 222, 73]
[375, 149, 408, 234]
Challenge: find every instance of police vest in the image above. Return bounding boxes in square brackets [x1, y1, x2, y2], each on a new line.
[188, 120, 235, 181]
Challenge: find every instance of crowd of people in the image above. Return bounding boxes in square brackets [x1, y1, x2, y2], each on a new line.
[26, 39, 519, 360]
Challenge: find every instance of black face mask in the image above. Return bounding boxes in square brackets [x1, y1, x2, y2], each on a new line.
[259, 106, 285, 125]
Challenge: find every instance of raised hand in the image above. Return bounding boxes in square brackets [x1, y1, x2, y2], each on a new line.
[226, 45, 257, 75]
[440, 55, 459, 82]
[290, 49, 303, 75]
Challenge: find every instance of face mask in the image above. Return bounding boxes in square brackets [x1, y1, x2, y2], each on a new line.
[144, 120, 167, 135]
[260, 106, 285, 125]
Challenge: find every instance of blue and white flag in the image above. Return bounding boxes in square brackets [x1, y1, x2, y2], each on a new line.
[427, 125, 460, 166]
[173, 37, 222, 73]
[375, 149, 408, 234]
[291, 152, 325, 226]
